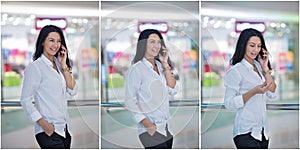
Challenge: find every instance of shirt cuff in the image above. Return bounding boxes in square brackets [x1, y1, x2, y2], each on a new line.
[233, 95, 244, 109]
[133, 113, 146, 124]
[266, 90, 277, 99]
[30, 111, 43, 122]
[66, 84, 78, 96]
[168, 82, 179, 95]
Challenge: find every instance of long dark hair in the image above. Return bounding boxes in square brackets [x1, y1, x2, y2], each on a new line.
[231, 28, 271, 70]
[33, 25, 72, 69]
[133, 29, 173, 69]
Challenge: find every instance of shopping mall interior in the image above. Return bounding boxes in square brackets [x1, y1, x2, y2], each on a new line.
[1, 0, 299, 149]
[1, 1, 99, 148]
[201, 1, 299, 148]
[101, 1, 199, 148]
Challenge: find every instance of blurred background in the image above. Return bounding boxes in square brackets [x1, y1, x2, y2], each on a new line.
[1, 1, 99, 148]
[101, 1, 199, 148]
[2, 1, 299, 149]
[201, 1, 299, 149]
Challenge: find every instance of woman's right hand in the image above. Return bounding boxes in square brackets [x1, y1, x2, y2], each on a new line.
[254, 82, 272, 94]
[37, 118, 55, 136]
[140, 118, 157, 136]
[243, 82, 272, 103]
[146, 124, 157, 136]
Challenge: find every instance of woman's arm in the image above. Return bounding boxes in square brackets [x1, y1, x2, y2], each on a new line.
[61, 66, 76, 90]
[242, 82, 272, 103]
[162, 63, 176, 88]
[262, 70, 276, 92]
[20, 64, 55, 136]
[259, 48, 277, 92]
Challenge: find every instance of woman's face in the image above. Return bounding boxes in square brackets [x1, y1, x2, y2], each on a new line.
[244, 36, 262, 62]
[43, 32, 61, 59]
[144, 33, 161, 59]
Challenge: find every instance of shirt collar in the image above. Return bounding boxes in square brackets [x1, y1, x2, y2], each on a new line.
[41, 54, 54, 67]
[142, 57, 157, 69]
[241, 58, 260, 70]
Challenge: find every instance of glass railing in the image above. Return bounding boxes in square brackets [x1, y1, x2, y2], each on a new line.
[2, 100, 298, 148]
[1, 101, 99, 149]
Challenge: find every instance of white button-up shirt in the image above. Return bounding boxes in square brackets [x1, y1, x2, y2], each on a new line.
[125, 58, 179, 136]
[224, 59, 277, 141]
[20, 54, 78, 138]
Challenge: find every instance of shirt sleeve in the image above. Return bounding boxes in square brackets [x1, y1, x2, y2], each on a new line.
[124, 67, 146, 124]
[20, 64, 43, 122]
[266, 81, 278, 100]
[167, 80, 179, 96]
[224, 68, 244, 110]
[66, 75, 78, 98]
[165, 69, 179, 96]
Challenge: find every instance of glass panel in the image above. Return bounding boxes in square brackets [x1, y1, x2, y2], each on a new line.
[202, 110, 299, 148]
[1, 1, 99, 148]
[1, 107, 99, 148]
[101, 107, 199, 148]
[201, 1, 299, 149]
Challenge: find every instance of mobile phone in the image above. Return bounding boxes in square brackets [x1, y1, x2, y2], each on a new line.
[159, 49, 164, 56]
[58, 47, 64, 57]
[160, 47, 168, 57]
[259, 49, 266, 59]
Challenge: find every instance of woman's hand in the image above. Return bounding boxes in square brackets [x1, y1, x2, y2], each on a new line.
[158, 47, 169, 65]
[146, 124, 157, 136]
[57, 45, 68, 68]
[254, 82, 272, 94]
[37, 118, 55, 136]
[258, 48, 269, 71]
[140, 118, 157, 136]
[242, 82, 272, 103]
[159, 46, 172, 70]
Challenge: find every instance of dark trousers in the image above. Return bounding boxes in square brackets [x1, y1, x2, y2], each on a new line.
[139, 126, 173, 149]
[35, 126, 71, 149]
[233, 132, 269, 149]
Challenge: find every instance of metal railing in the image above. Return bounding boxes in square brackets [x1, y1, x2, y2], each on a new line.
[1, 100, 299, 110]
[1, 100, 99, 107]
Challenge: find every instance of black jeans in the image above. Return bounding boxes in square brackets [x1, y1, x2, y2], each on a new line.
[35, 127, 71, 149]
[233, 132, 269, 149]
[139, 126, 173, 149]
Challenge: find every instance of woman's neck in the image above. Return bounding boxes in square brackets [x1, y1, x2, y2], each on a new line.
[43, 53, 54, 63]
[146, 57, 155, 67]
[244, 56, 254, 66]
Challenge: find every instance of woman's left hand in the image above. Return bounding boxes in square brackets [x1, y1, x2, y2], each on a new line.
[158, 46, 169, 65]
[258, 48, 269, 70]
[58, 45, 68, 68]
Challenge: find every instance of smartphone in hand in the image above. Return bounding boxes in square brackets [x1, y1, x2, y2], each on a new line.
[259, 48, 267, 60]
[160, 48, 166, 57]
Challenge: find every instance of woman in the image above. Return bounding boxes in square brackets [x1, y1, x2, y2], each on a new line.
[20, 25, 77, 149]
[124, 29, 179, 148]
[224, 28, 277, 149]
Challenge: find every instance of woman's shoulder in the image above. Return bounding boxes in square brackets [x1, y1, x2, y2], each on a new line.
[225, 63, 244, 76]
[25, 58, 44, 71]
[229, 62, 245, 71]
[128, 61, 145, 70]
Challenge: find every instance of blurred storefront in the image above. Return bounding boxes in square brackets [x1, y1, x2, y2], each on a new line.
[1, 1, 99, 148]
[201, 1, 299, 149]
